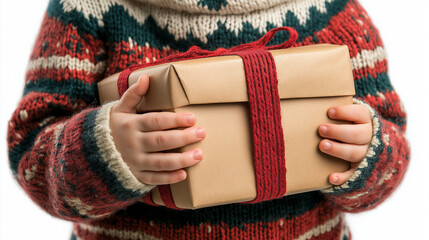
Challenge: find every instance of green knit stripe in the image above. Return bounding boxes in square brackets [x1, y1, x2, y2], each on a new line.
[23, 78, 98, 104]
[124, 191, 324, 229]
[354, 72, 394, 97]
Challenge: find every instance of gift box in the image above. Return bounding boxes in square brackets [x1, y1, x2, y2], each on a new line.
[98, 39, 355, 209]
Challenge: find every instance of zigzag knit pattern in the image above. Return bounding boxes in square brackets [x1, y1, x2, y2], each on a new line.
[7, 0, 409, 239]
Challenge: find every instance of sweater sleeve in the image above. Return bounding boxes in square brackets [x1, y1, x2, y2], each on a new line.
[7, 1, 153, 223]
[320, 80, 410, 213]
[317, 0, 410, 212]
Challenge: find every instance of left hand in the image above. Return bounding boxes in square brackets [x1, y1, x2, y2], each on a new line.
[318, 104, 372, 185]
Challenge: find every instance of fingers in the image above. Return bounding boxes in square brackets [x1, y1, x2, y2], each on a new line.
[134, 169, 187, 185]
[328, 105, 371, 124]
[138, 112, 196, 132]
[319, 123, 372, 145]
[329, 167, 356, 185]
[142, 126, 206, 152]
[321, 104, 372, 186]
[114, 74, 150, 113]
[138, 149, 203, 171]
[319, 139, 368, 163]
[132, 149, 203, 185]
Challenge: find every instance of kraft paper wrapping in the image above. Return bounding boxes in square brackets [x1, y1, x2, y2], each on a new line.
[98, 44, 355, 209]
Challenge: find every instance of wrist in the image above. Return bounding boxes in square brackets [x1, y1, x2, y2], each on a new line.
[98, 101, 155, 194]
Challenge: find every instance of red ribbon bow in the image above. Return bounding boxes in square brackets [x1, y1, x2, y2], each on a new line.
[117, 27, 298, 97]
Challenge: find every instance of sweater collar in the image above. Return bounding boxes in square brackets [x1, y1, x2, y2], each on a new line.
[134, 0, 296, 14]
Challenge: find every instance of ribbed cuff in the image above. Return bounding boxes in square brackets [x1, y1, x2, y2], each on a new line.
[94, 101, 155, 194]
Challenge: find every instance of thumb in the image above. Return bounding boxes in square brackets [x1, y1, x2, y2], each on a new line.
[114, 74, 150, 113]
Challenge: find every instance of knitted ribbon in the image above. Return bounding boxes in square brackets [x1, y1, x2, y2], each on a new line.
[117, 27, 298, 209]
[235, 49, 286, 204]
[118, 27, 297, 98]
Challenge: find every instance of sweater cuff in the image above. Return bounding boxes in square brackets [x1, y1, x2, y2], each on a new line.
[94, 101, 155, 194]
[321, 99, 382, 194]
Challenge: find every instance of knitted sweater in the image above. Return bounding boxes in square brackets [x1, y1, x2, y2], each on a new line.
[7, 0, 409, 239]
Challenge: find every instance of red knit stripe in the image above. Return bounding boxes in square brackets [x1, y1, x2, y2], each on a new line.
[353, 60, 388, 80]
[30, 14, 104, 62]
[8, 93, 88, 149]
[75, 201, 340, 240]
[104, 41, 179, 76]
[364, 91, 407, 125]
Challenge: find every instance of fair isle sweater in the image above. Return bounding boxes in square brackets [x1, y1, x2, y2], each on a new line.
[7, 0, 409, 239]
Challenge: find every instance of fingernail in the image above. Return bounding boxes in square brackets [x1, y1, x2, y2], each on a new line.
[179, 171, 187, 181]
[320, 125, 328, 134]
[332, 175, 339, 184]
[193, 149, 203, 160]
[322, 141, 331, 151]
[195, 127, 205, 138]
[328, 108, 336, 117]
[187, 114, 195, 124]
[137, 75, 142, 84]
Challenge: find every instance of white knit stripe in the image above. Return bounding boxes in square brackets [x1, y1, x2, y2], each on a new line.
[64, 196, 112, 219]
[27, 55, 107, 74]
[350, 46, 386, 70]
[94, 101, 155, 194]
[344, 191, 369, 200]
[62, 0, 148, 27]
[293, 214, 341, 240]
[78, 223, 162, 240]
[61, 0, 333, 42]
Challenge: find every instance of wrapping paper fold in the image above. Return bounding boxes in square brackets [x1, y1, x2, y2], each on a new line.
[98, 44, 355, 209]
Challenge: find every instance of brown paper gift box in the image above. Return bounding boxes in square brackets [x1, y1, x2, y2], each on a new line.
[98, 44, 355, 209]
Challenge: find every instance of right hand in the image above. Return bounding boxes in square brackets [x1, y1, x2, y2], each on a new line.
[110, 74, 206, 185]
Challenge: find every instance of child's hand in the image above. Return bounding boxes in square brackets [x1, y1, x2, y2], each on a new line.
[109, 74, 205, 185]
[318, 104, 372, 186]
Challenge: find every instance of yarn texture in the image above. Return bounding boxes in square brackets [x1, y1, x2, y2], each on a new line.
[7, 0, 409, 239]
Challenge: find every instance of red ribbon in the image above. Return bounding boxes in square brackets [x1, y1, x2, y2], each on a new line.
[235, 49, 287, 203]
[117, 27, 298, 98]
[117, 27, 298, 209]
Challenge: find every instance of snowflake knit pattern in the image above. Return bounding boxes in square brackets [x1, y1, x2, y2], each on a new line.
[7, 0, 409, 239]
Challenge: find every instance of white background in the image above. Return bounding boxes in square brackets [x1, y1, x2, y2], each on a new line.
[0, 0, 428, 239]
